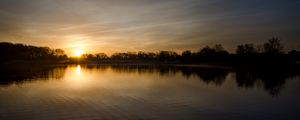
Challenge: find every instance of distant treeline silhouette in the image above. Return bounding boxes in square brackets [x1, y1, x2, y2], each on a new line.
[1, 37, 299, 66]
[71, 37, 300, 66]
[0, 42, 67, 63]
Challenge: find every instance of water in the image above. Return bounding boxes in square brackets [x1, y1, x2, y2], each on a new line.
[0, 64, 299, 120]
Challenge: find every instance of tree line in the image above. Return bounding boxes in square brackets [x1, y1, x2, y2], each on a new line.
[1, 37, 299, 66]
[0, 42, 67, 63]
[76, 37, 299, 66]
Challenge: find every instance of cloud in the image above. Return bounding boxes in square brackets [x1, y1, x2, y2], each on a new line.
[0, 0, 299, 53]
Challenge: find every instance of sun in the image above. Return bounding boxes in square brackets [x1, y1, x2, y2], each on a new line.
[73, 49, 85, 57]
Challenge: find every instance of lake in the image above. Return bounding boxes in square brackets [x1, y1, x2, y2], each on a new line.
[0, 64, 299, 120]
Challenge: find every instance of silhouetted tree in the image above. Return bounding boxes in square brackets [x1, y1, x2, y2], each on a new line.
[214, 44, 225, 52]
[196, 44, 229, 62]
[95, 53, 109, 60]
[137, 51, 157, 60]
[182, 50, 192, 57]
[263, 37, 284, 54]
[82, 54, 94, 60]
[181, 50, 193, 63]
[198, 46, 216, 57]
[236, 44, 256, 55]
[158, 51, 179, 62]
[111, 52, 138, 60]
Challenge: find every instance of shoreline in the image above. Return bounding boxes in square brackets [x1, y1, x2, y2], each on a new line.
[1, 60, 298, 71]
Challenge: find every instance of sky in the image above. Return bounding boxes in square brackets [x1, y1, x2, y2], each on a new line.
[0, 0, 299, 55]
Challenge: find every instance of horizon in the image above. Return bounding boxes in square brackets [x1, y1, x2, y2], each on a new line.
[0, 38, 295, 57]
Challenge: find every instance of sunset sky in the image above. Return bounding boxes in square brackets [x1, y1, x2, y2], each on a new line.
[0, 0, 299, 55]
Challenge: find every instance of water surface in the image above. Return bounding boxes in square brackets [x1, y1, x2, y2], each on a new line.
[0, 65, 299, 120]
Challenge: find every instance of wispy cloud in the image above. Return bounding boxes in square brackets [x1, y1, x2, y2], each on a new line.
[0, 0, 299, 53]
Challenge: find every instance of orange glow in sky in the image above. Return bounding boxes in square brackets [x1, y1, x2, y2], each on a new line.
[73, 49, 85, 57]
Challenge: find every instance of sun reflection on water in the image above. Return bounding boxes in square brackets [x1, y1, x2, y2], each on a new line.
[63, 65, 92, 89]
[76, 65, 81, 76]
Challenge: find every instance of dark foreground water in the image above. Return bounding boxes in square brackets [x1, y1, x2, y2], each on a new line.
[0, 65, 299, 120]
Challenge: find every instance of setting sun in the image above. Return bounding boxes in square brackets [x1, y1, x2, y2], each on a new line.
[73, 49, 85, 57]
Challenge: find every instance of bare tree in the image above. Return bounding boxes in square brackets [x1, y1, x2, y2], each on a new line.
[263, 37, 284, 54]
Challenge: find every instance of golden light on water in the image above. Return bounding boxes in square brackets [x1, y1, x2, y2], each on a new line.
[76, 65, 81, 76]
[63, 65, 90, 89]
[69, 65, 83, 80]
